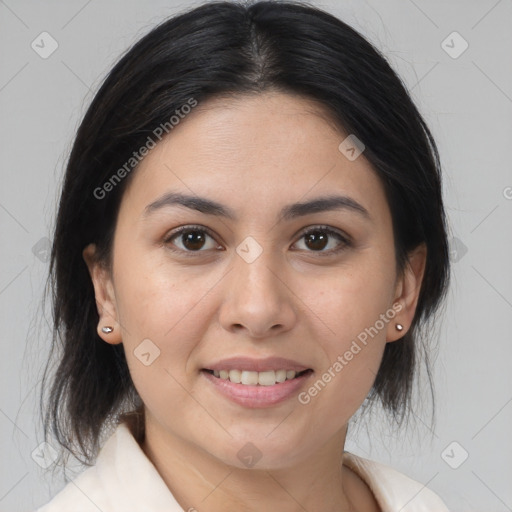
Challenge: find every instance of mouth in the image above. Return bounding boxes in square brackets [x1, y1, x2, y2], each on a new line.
[202, 368, 313, 386]
[200, 356, 314, 407]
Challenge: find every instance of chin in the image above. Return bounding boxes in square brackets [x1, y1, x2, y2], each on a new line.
[200, 431, 309, 471]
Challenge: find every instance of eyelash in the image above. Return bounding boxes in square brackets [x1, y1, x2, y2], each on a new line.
[163, 224, 352, 257]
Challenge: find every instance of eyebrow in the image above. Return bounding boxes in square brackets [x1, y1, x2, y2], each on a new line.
[142, 191, 371, 222]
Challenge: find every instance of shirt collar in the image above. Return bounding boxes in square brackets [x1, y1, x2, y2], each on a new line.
[93, 420, 185, 511]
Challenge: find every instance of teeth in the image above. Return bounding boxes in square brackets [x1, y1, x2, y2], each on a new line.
[229, 369, 241, 383]
[258, 371, 276, 386]
[241, 371, 259, 385]
[275, 369, 287, 383]
[210, 369, 303, 385]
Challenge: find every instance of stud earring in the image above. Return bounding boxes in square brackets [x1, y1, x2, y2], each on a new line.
[101, 326, 114, 334]
[395, 323, 403, 331]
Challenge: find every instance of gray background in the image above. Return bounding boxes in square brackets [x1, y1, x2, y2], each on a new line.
[1, 0, 511, 511]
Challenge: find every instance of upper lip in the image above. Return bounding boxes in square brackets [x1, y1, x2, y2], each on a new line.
[203, 356, 311, 373]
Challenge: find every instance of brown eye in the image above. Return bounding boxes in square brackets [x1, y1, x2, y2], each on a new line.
[294, 226, 351, 255]
[164, 226, 219, 254]
[164, 224, 351, 258]
[304, 230, 329, 251]
[179, 230, 207, 251]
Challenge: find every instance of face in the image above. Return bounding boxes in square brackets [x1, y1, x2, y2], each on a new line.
[84, 91, 425, 470]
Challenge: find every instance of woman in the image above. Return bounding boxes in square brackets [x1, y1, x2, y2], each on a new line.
[36, 1, 451, 510]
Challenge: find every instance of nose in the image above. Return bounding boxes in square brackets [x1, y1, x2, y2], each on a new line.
[218, 247, 297, 339]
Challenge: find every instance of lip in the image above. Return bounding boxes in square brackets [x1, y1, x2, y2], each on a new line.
[203, 356, 310, 373]
[201, 370, 313, 408]
[200, 356, 314, 408]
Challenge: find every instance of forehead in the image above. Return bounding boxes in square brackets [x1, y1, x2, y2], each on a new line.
[119, 91, 390, 225]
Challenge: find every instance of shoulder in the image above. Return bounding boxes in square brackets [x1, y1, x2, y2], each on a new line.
[343, 452, 450, 512]
[33, 421, 183, 512]
[33, 425, 123, 512]
[34, 464, 110, 512]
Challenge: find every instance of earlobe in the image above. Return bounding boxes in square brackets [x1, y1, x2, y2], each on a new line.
[386, 243, 427, 343]
[82, 243, 123, 345]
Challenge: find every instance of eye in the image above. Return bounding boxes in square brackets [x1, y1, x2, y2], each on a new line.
[292, 225, 351, 256]
[164, 225, 221, 255]
[163, 224, 351, 257]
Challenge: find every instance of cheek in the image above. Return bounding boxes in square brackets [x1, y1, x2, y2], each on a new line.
[113, 243, 214, 336]
[302, 255, 395, 404]
[298, 285, 391, 426]
[311, 253, 395, 341]
[112, 249, 220, 389]
[113, 260, 213, 430]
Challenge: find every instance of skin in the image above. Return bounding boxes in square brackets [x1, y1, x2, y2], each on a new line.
[83, 91, 426, 512]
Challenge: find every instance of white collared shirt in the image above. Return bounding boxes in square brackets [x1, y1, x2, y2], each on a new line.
[35, 421, 450, 511]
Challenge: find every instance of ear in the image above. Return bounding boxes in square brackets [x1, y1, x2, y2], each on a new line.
[82, 243, 122, 345]
[386, 243, 427, 342]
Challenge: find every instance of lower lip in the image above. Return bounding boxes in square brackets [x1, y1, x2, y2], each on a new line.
[201, 370, 313, 408]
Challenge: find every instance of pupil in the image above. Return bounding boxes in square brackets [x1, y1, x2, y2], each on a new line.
[183, 231, 205, 251]
[306, 231, 327, 251]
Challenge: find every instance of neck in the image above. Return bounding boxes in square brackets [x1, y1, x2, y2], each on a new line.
[139, 416, 377, 512]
